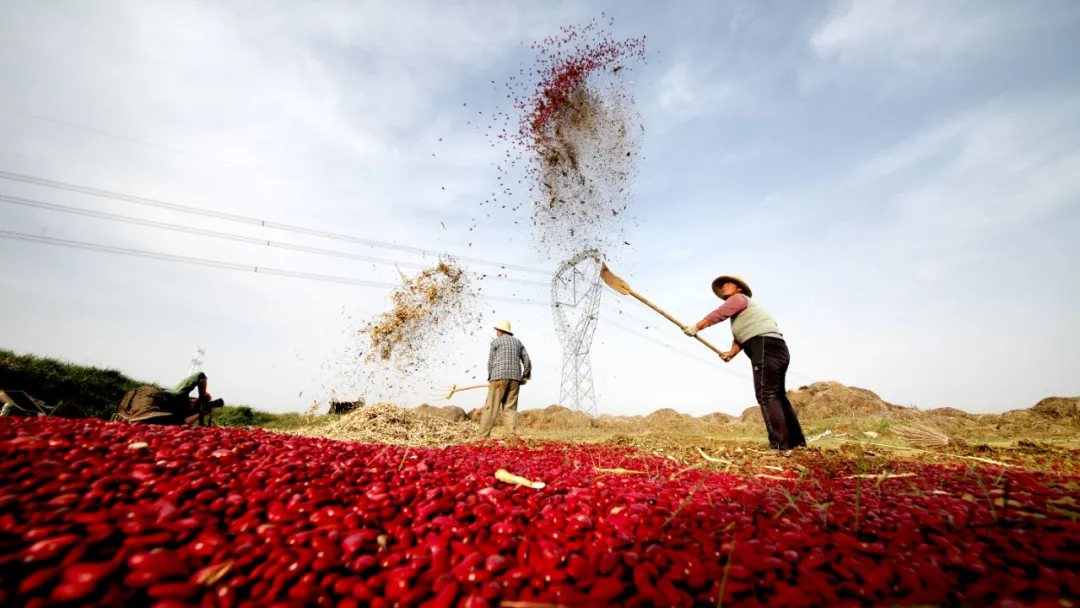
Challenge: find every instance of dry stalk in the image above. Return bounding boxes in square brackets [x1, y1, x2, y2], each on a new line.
[696, 447, 734, 465]
[834, 438, 1015, 468]
[670, 460, 708, 480]
[717, 538, 737, 608]
[495, 469, 545, 489]
[845, 472, 916, 480]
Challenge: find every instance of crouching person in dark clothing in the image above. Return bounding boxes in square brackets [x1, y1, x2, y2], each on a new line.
[117, 371, 223, 426]
[683, 275, 807, 451]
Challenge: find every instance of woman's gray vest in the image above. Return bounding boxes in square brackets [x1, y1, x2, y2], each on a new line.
[730, 296, 783, 344]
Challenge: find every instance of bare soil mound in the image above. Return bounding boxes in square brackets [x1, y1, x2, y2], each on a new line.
[644, 408, 704, 433]
[413, 404, 468, 423]
[788, 382, 903, 419]
[519, 405, 599, 430]
[990, 397, 1080, 435]
[928, 407, 975, 419]
[1029, 397, 1080, 420]
[739, 406, 762, 424]
[736, 382, 912, 430]
[426, 387, 1080, 443]
[596, 414, 646, 432]
[698, 412, 735, 426]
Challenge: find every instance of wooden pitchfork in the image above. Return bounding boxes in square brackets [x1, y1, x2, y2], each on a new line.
[428, 383, 488, 400]
[600, 263, 725, 357]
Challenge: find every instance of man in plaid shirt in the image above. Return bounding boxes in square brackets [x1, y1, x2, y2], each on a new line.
[478, 319, 532, 438]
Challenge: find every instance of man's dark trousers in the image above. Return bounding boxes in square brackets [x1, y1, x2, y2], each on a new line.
[742, 336, 806, 450]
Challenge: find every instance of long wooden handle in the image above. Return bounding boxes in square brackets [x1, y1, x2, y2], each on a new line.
[450, 384, 488, 396]
[627, 289, 726, 356]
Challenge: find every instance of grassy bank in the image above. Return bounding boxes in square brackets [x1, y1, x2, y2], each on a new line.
[212, 406, 338, 431]
[0, 349, 142, 419]
[0, 349, 293, 426]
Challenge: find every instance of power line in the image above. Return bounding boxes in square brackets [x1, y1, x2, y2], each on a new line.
[0, 107, 432, 215]
[0, 230, 550, 307]
[1, 225, 819, 382]
[0, 194, 550, 288]
[603, 303, 673, 333]
[602, 317, 750, 380]
[0, 169, 552, 276]
[0, 170, 818, 382]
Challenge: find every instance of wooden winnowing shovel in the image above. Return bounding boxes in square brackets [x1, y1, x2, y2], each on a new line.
[600, 263, 725, 356]
[429, 383, 488, 400]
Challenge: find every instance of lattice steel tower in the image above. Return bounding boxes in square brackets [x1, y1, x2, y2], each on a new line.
[551, 250, 603, 416]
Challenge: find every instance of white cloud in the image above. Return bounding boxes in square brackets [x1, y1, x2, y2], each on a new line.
[811, 1, 1003, 66]
[657, 61, 745, 117]
[803, 0, 1068, 92]
[854, 93, 1080, 268]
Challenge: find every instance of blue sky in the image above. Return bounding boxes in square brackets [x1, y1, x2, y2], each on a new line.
[1, 0, 1078, 416]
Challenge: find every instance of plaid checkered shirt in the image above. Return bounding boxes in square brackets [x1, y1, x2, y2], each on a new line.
[487, 335, 532, 382]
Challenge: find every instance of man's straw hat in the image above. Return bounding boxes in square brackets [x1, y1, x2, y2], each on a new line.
[494, 320, 513, 334]
[711, 275, 752, 298]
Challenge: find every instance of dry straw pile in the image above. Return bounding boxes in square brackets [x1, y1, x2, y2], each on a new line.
[290, 403, 474, 447]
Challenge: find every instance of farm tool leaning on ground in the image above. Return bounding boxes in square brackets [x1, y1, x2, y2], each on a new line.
[477, 320, 532, 439]
[683, 275, 808, 451]
[116, 371, 224, 426]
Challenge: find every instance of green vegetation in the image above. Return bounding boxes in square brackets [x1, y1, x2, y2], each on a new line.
[211, 406, 339, 431]
[259, 412, 340, 431]
[212, 405, 277, 428]
[0, 349, 142, 419]
[0, 349, 292, 425]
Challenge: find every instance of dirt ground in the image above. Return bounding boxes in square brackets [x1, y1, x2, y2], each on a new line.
[291, 382, 1080, 474]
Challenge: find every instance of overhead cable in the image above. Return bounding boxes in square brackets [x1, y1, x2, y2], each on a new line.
[0, 169, 552, 275]
[0, 230, 550, 307]
[0, 194, 549, 288]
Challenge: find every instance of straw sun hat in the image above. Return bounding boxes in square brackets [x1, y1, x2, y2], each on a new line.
[711, 275, 752, 298]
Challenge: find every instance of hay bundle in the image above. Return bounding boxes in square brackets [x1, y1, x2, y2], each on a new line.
[290, 403, 473, 447]
[892, 423, 950, 450]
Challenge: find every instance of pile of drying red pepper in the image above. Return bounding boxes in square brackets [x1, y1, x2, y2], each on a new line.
[2, 417, 1078, 607]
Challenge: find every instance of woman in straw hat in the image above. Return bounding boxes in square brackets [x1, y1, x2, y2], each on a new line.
[683, 275, 806, 451]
